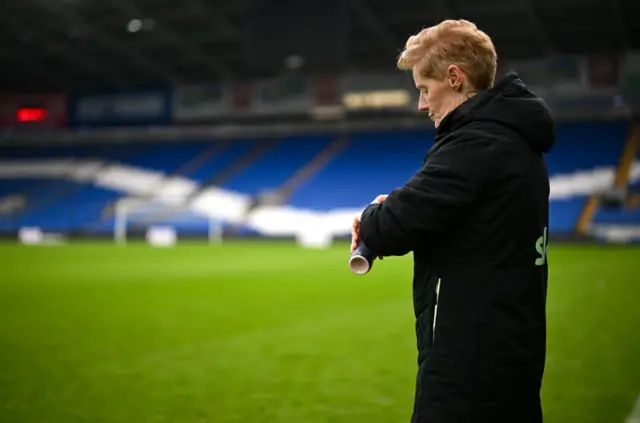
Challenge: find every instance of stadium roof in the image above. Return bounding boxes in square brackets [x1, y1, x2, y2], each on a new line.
[1, 0, 638, 92]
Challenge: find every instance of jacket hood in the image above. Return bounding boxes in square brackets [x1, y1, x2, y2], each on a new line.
[437, 71, 556, 153]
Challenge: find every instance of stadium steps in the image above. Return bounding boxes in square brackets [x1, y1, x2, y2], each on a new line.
[177, 142, 229, 179]
[624, 181, 640, 209]
[577, 122, 639, 234]
[612, 123, 639, 189]
[286, 130, 430, 210]
[276, 136, 350, 201]
[575, 197, 599, 235]
[205, 139, 280, 187]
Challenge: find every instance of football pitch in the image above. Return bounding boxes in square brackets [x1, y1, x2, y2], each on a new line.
[0, 241, 639, 423]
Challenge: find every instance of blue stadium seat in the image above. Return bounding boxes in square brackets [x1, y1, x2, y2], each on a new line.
[120, 142, 209, 174]
[223, 135, 331, 195]
[288, 130, 432, 210]
[16, 182, 120, 232]
[545, 122, 629, 174]
[188, 140, 256, 182]
[592, 179, 640, 226]
[593, 207, 640, 225]
[549, 198, 588, 233]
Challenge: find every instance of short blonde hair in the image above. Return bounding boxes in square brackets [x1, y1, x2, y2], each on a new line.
[397, 19, 497, 90]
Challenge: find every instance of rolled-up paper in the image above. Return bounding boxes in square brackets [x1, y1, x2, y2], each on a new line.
[349, 240, 376, 275]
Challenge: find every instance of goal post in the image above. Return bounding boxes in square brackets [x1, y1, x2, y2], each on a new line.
[113, 196, 224, 245]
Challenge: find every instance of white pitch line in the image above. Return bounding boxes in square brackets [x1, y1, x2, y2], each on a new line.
[625, 394, 640, 423]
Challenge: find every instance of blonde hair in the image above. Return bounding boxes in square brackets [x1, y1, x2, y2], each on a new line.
[397, 19, 498, 90]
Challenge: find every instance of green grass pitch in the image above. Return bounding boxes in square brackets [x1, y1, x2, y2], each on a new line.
[0, 241, 639, 423]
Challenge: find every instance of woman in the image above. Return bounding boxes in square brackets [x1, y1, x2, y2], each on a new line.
[351, 19, 555, 423]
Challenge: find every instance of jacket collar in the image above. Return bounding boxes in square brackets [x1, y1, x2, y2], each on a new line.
[434, 71, 521, 141]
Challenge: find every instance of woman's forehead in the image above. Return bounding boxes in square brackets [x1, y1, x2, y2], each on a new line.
[411, 65, 426, 82]
[412, 68, 435, 87]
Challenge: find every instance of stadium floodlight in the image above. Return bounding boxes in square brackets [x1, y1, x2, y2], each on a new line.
[113, 196, 223, 245]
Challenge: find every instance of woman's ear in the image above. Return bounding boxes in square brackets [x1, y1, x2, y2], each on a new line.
[447, 65, 463, 91]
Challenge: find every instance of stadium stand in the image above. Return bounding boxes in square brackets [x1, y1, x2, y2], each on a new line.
[0, 121, 638, 240]
[549, 121, 632, 233]
[287, 130, 432, 210]
[586, 123, 640, 241]
[223, 135, 330, 197]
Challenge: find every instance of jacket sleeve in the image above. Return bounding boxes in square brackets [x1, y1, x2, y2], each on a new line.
[359, 136, 491, 256]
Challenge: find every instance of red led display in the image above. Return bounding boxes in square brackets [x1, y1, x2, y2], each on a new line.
[16, 107, 48, 122]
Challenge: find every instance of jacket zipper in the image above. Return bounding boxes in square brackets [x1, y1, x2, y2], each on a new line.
[432, 278, 441, 344]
